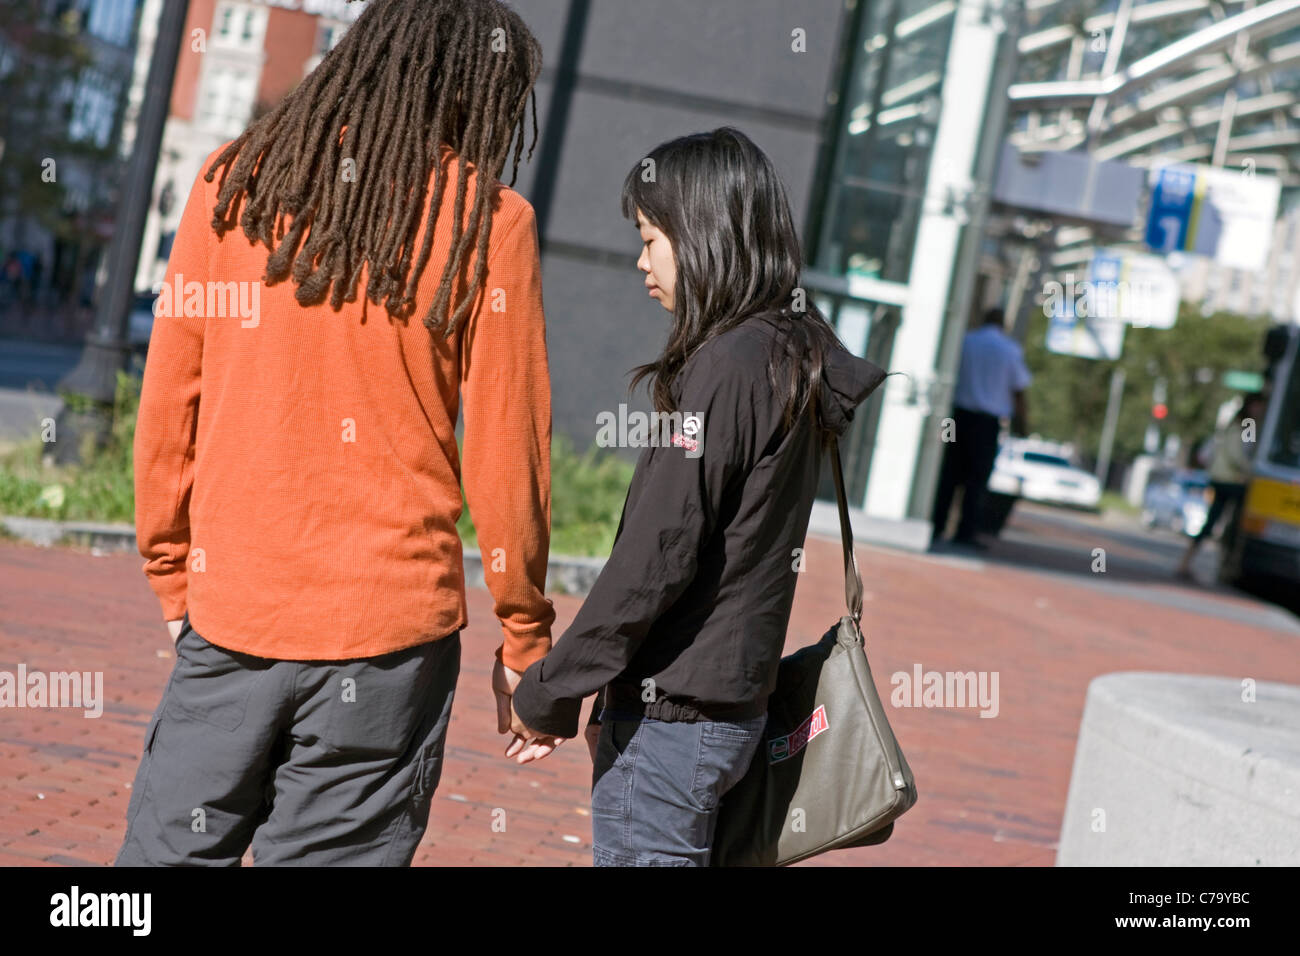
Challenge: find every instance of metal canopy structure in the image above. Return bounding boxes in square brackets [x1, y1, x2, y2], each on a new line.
[1007, 0, 1300, 187]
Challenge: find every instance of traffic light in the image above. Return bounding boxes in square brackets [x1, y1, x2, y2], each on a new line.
[1145, 379, 1168, 455]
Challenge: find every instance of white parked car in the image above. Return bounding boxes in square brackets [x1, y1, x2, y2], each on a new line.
[988, 439, 1101, 511]
[1139, 469, 1209, 537]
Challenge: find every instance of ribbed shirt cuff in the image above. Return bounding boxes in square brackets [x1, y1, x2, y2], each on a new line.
[496, 622, 552, 674]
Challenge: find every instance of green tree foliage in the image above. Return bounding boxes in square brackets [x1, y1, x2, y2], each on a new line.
[1022, 301, 1271, 469]
[0, 1, 106, 241]
[0, 370, 139, 522]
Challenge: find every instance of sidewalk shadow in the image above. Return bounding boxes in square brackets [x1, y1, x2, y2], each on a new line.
[938, 506, 1246, 595]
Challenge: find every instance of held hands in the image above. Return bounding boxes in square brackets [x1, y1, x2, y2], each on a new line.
[506, 699, 565, 764]
[492, 658, 565, 765]
[491, 658, 523, 733]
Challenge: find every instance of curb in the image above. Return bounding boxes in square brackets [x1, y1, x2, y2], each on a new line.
[463, 548, 606, 596]
[1, 516, 607, 596]
[2, 516, 139, 553]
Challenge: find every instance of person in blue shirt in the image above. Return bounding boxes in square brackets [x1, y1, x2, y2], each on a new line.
[931, 307, 1032, 548]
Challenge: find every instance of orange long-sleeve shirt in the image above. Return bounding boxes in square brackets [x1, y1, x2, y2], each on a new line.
[134, 144, 555, 669]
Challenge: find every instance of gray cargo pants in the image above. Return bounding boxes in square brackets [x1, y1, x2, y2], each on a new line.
[114, 614, 460, 866]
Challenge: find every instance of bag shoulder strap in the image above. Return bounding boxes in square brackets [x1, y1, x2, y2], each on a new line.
[828, 436, 864, 624]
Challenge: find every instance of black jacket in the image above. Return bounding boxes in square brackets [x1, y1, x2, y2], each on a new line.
[512, 312, 886, 738]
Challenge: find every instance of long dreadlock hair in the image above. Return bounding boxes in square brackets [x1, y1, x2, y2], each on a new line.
[204, 0, 541, 335]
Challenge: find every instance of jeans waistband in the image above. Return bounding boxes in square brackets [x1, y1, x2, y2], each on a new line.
[604, 683, 766, 724]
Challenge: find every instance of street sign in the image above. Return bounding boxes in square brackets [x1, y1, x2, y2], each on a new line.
[993, 144, 1147, 227]
[1041, 248, 1179, 359]
[1088, 247, 1180, 329]
[1144, 164, 1281, 272]
[1222, 370, 1264, 391]
[1045, 305, 1126, 359]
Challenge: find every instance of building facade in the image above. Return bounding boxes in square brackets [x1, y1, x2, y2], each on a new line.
[506, 0, 1018, 547]
[1172, 201, 1300, 320]
[0, 0, 141, 311]
[132, 0, 358, 293]
[126, 0, 1020, 547]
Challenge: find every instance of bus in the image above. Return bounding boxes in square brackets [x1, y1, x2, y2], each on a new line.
[1218, 323, 1300, 589]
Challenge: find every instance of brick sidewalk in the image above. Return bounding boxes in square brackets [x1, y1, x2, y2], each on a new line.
[2, 528, 1297, 866]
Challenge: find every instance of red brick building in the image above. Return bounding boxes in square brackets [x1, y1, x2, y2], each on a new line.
[134, 0, 362, 292]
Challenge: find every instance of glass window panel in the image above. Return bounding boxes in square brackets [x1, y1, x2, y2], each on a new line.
[815, 0, 955, 285]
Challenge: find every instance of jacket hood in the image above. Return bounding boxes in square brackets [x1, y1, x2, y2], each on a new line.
[819, 345, 887, 437]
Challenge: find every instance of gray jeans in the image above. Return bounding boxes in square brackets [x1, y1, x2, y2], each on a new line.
[115, 615, 460, 866]
[590, 712, 766, 866]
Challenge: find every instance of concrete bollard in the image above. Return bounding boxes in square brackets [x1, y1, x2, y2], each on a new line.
[1057, 672, 1300, 866]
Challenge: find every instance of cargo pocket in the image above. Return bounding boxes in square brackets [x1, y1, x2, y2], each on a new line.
[124, 695, 166, 831]
[383, 714, 450, 866]
[323, 641, 442, 758]
[166, 626, 265, 733]
[413, 729, 447, 805]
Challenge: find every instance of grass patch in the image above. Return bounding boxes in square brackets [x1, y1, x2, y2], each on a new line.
[0, 375, 634, 558]
[457, 434, 634, 557]
[1099, 490, 1139, 517]
[0, 371, 138, 523]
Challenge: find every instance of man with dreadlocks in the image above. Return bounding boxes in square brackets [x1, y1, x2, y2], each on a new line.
[116, 0, 560, 866]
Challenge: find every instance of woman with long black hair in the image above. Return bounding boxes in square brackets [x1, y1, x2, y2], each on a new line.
[510, 127, 887, 866]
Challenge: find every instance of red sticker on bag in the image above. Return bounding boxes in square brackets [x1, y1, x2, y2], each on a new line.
[768, 704, 829, 763]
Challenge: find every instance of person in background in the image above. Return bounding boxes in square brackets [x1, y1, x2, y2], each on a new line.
[1176, 393, 1266, 581]
[1, 252, 21, 308]
[930, 307, 1031, 549]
